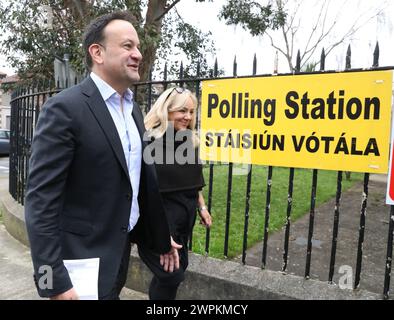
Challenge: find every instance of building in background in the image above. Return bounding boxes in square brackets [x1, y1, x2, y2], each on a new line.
[0, 72, 19, 130]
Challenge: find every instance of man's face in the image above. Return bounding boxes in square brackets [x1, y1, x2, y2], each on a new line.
[99, 19, 142, 90]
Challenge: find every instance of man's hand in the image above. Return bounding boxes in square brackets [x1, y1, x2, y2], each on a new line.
[50, 287, 79, 300]
[160, 237, 182, 273]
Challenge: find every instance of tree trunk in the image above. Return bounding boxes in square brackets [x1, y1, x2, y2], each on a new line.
[139, 0, 168, 82]
[64, 0, 93, 25]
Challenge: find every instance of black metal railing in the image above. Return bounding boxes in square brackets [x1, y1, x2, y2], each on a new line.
[9, 84, 62, 205]
[9, 42, 394, 299]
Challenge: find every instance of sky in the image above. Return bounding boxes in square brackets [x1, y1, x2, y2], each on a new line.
[0, 53, 12, 75]
[175, 0, 394, 76]
[0, 0, 393, 77]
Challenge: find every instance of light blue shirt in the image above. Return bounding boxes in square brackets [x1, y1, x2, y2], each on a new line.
[90, 72, 142, 231]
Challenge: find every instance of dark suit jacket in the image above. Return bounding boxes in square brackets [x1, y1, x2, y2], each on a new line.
[25, 76, 171, 298]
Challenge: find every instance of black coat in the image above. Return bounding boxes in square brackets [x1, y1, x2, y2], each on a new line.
[25, 76, 171, 298]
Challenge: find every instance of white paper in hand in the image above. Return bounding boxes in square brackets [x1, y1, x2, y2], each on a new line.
[63, 258, 100, 300]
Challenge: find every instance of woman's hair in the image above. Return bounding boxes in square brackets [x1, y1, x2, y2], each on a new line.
[144, 87, 199, 146]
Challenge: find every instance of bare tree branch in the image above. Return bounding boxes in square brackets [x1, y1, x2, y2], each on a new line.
[267, 0, 390, 71]
[156, 0, 181, 21]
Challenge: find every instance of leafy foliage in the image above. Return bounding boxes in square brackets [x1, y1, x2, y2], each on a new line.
[0, 0, 287, 84]
[0, 0, 217, 83]
[219, 0, 286, 36]
[0, 0, 114, 82]
[155, 11, 217, 79]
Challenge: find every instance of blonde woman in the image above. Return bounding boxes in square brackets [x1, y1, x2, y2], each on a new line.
[139, 87, 212, 300]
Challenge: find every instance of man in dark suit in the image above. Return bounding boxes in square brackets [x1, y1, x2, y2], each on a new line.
[25, 11, 181, 300]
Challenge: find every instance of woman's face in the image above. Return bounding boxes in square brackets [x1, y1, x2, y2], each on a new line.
[168, 96, 195, 131]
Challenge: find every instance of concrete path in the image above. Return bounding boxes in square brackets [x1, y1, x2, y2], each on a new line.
[0, 168, 147, 300]
[0, 223, 41, 300]
[0, 223, 147, 300]
[240, 173, 391, 296]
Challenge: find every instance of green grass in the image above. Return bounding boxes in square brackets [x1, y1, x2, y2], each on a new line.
[191, 165, 363, 259]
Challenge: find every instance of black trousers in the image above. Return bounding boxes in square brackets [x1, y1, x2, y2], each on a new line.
[138, 190, 198, 300]
[99, 233, 133, 300]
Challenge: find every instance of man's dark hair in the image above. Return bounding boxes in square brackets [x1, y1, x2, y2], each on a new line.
[82, 11, 137, 70]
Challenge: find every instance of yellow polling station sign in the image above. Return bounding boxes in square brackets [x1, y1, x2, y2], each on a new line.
[200, 70, 393, 173]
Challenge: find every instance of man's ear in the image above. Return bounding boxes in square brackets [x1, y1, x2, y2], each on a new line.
[89, 44, 104, 65]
